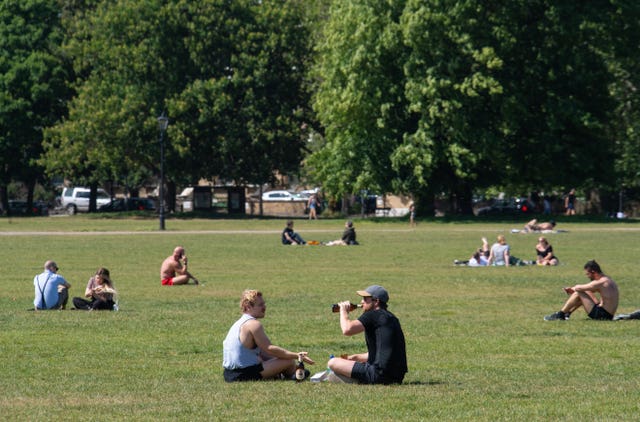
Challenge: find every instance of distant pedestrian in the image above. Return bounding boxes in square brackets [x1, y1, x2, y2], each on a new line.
[409, 202, 416, 227]
[307, 194, 318, 220]
[565, 188, 576, 216]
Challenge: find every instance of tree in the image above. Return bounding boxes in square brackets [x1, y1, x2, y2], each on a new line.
[42, 0, 314, 212]
[312, 0, 634, 214]
[168, 0, 313, 188]
[308, 0, 410, 202]
[0, 0, 71, 213]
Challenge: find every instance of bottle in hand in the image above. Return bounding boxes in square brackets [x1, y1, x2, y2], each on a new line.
[331, 303, 362, 313]
[295, 356, 306, 382]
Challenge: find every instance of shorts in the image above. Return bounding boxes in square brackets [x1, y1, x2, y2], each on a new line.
[223, 364, 264, 382]
[161, 278, 174, 286]
[351, 362, 404, 385]
[588, 305, 614, 321]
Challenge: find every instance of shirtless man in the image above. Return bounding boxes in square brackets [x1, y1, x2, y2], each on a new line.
[544, 260, 618, 321]
[160, 246, 199, 285]
[523, 218, 556, 233]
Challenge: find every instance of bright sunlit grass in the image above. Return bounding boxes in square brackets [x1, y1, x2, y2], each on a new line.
[1, 215, 639, 420]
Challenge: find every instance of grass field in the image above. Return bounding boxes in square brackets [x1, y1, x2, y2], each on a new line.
[2, 215, 640, 421]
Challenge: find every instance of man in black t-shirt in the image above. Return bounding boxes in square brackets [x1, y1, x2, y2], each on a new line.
[325, 220, 358, 246]
[281, 220, 305, 245]
[328, 285, 407, 384]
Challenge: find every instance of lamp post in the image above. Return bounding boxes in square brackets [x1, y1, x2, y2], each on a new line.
[158, 112, 169, 230]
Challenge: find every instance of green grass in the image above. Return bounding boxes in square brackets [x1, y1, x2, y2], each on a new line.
[2, 215, 640, 420]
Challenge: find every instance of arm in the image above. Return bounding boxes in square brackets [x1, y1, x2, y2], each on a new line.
[565, 281, 601, 304]
[248, 320, 314, 364]
[284, 232, 299, 245]
[503, 249, 510, 267]
[84, 278, 94, 298]
[345, 352, 368, 363]
[338, 301, 365, 336]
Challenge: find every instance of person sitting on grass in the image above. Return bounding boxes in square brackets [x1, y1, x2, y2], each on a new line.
[328, 285, 407, 384]
[454, 237, 489, 266]
[544, 260, 618, 321]
[33, 260, 71, 310]
[160, 246, 199, 285]
[222, 289, 315, 382]
[487, 235, 529, 266]
[281, 220, 305, 245]
[325, 220, 358, 246]
[72, 267, 117, 310]
[523, 219, 556, 233]
[535, 237, 559, 266]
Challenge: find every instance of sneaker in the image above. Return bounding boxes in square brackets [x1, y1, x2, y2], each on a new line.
[544, 311, 568, 321]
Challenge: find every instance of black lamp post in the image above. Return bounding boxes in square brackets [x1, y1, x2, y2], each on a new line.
[158, 112, 169, 230]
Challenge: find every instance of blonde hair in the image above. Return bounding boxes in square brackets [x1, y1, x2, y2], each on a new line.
[497, 235, 506, 244]
[240, 289, 262, 312]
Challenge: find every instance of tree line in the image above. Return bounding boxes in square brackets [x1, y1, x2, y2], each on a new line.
[1, 0, 638, 215]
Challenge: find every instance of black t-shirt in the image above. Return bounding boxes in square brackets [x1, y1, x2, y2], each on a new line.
[282, 227, 294, 244]
[358, 308, 407, 382]
[341, 227, 356, 244]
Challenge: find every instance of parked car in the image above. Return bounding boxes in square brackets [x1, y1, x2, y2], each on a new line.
[61, 187, 111, 214]
[98, 197, 156, 212]
[261, 190, 305, 201]
[7, 200, 49, 216]
[476, 197, 535, 216]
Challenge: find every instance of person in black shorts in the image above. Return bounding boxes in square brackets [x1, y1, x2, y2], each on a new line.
[544, 260, 619, 321]
[328, 285, 407, 384]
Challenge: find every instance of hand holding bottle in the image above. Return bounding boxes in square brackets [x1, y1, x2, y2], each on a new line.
[296, 351, 315, 365]
[331, 302, 362, 313]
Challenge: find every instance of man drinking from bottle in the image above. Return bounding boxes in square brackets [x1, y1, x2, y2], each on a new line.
[329, 285, 407, 384]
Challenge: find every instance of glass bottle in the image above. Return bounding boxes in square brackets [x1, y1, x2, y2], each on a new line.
[295, 356, 305, 382]
[331, 303, 362, 313]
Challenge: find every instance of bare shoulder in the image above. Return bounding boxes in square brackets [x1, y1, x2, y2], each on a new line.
[243, 318, 262, 331]
[593, 275, 615, 288]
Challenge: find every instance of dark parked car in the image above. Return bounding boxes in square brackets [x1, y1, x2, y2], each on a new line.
[98, 197, 156, 212]
[7, 200, 49, 216]
[476, 197, 535, 216]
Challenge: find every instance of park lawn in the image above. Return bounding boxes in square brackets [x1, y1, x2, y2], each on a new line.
[1, 215, 640, 420]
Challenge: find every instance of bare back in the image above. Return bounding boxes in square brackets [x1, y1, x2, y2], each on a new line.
[594, 275, 619, 314]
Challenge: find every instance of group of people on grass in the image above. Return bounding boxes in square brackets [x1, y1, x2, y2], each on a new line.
[281, 219, 358, 246]
[222, 285, 407, 384]
[31, 206, 626, 386]
[456, 233, 558, 267]
[33, 261, 117, 311]
[32, 245, 199, 311]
